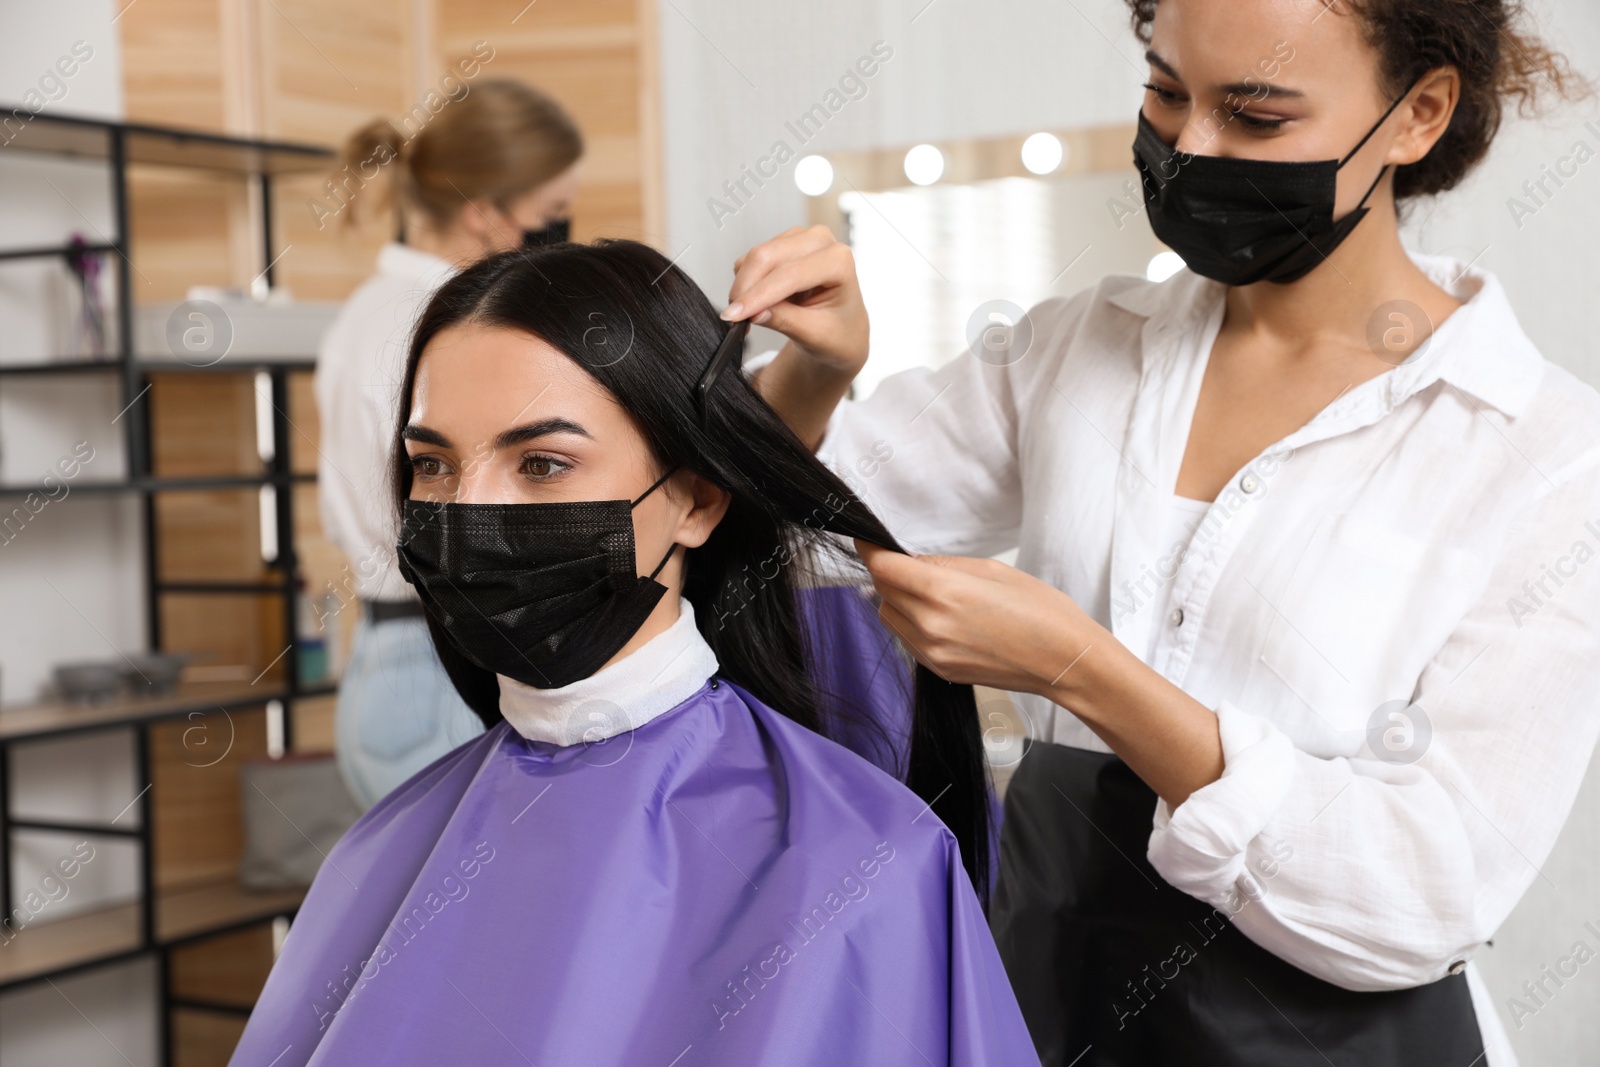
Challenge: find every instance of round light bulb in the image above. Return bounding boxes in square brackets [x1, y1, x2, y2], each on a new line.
[1020, 132, 1064, 175]
[903, 144, 945, 186]
[794, 155, 834, 196]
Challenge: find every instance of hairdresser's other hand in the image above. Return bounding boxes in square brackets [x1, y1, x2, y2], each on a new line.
[854, 541, 1107, 697]
[725, 225, 868, 374]
[731, 226, 868, 450]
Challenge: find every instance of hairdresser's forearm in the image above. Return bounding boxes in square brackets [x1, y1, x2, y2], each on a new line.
[1037, 626, 1224, 809]
[753, 339, 860, 451]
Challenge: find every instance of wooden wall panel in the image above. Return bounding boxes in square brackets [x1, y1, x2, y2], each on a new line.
[149, 373, 260, 478]
[159, 594, 286, 684]
[171, 1009, 248, 1067]
[151, 706, 270, 891]
[125, 172, 245, 302]
[116, 0, 229, 130]
[155, 492, 267, 583]
[119, 0, 239, 302]
[120, 0, 664, 294]
[287, 364, 320, 476]
[169, 925, 276, 1006]
[437, 0, 663, 244]
[120, 0, 416, 301]
[256, 0, 417, 302]
[293, 692, 338, 753]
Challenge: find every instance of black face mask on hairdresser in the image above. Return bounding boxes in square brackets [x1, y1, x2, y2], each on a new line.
[395, 468, 679, 690]
[521, 218, 570, 248]
[1132, 77, 1420, 286]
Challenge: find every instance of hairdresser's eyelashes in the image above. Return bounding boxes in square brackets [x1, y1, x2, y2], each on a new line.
[1233, 112, 1289, 132]
[1142, 82, 1186, 108]
[1141, 81, 1288, 134]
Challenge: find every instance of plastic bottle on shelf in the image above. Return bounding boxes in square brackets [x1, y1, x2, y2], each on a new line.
[295, 575, 328, 685]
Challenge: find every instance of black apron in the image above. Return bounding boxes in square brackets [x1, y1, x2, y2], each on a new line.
[990, 741, 1484, 1067]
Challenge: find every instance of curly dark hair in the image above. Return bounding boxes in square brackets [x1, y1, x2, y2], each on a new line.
[1123, 0, 1591, 200]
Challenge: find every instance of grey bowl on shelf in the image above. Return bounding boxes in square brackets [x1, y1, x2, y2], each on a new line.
[54, 661, 124, 704]
[120, 652, 191, 697]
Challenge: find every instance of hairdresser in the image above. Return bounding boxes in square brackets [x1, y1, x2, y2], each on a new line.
[728, 1, 1600, 1064]
[316, 78, 583, 809]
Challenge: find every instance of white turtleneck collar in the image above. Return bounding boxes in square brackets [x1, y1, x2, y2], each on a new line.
[496, 598, 720, 746]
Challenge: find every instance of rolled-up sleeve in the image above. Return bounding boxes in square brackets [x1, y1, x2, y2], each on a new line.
[1148, 457, 1600, 991]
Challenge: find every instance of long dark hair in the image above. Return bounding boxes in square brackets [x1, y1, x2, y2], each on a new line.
[390, 239, 993, 905]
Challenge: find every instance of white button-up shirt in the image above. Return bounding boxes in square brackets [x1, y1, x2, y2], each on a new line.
[813, 254, 1600, 1062]
[315, 243, 458, 602]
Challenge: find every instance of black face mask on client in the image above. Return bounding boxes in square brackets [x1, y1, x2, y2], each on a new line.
[1132, 76, 1421, 286]
[395, 320, 749, 691]
[396, 469, 679, 690]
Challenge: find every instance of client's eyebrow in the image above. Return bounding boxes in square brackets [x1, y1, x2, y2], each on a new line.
[492, 417, 592, 449]
[401, 424, 451, 446]
[400, 418, 593, 450]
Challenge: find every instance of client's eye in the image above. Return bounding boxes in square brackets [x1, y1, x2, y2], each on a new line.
[521, 453, 572, 481]
[410, 455, 453, 481]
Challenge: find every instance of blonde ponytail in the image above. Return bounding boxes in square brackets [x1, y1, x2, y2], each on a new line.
[316, 79, 583, 234]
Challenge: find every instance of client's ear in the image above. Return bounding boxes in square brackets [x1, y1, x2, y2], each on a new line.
[672, 472, 732, 549]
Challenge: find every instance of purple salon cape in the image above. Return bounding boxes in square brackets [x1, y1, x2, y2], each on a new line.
[799, 583, 914, 778]
[228, 678, 1039, 1066]
[800, 583, 1006, 886]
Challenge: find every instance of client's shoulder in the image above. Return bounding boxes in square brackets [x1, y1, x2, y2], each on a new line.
[341, 722, 510, 842]
[719, 680, 965, 865]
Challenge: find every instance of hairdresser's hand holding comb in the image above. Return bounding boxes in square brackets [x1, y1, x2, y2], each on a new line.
[855, 541, 1224, 810]
[726, 225, 868, 450]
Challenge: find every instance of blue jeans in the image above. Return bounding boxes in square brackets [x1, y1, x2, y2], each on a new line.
[334, 615, 485, 810]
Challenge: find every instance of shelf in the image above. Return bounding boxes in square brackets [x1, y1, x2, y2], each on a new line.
[8, 817, 142, 839]
[0, 472, 317, 497]
[0, 359, 123, 376]
[0, 356, 317, 376]
[154, 581, 291, 595]
[0, 877, 305, 990]
[137, 355, 318, 372]
[0, 109, 333, 176]
[0, 678, 337, 744]
[0, 241, 119, 262]
[0, 86, 333, 1067]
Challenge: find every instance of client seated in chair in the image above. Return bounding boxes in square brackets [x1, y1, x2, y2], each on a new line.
[229, 239, 1036, 1067]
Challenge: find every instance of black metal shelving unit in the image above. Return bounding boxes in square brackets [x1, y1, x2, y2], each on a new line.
[0, 107, 336, 1063]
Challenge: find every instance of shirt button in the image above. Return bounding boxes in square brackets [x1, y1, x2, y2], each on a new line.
[1448, 960, 1467, 976]
[1239, 473, 1261, 494]
[1169, 607, 1185, 627]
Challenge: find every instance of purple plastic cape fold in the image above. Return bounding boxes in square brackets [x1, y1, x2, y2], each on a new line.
[798, 583, 915, 778]
[800, 583, 1006, 886]
[228, 679, 1040, 1066]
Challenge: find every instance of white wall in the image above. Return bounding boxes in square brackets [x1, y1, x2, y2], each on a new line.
[0, 4, 140, 705]
[0, 959, 157, 1067]
[0, 6, 158, 1066]
[658, 0, 1145, 343]
[1403, 0, 1600, 386]
[660, 3, 1600, 1064]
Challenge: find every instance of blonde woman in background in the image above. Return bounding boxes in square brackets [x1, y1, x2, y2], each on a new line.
[316, 78, 584, 809]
